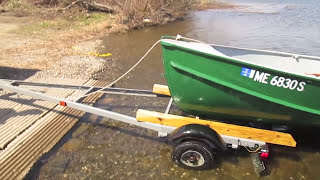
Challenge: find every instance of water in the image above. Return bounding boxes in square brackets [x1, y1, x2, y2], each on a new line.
[34, 0, 320, 179]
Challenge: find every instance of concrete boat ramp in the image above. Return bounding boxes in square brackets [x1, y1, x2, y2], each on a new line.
[0, 78, 108, 180]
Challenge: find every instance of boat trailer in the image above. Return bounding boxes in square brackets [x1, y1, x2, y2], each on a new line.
[0, 79, 296, 174]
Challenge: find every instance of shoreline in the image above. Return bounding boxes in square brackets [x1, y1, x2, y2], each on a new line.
[0, 0, 237, 82]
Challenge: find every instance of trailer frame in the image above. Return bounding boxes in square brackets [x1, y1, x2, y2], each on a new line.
[0, 78, 296, 173]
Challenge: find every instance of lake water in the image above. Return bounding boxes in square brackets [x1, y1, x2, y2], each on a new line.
[33, 0, 320, 179]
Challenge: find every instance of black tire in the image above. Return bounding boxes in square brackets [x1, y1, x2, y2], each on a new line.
[171, 140, 214, 170]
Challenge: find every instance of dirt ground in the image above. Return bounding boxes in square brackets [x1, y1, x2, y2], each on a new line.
[0, 10, 118, 81]
[0, 0, 236, 81]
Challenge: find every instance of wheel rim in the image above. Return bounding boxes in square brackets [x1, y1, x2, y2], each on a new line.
[180, 150, 205, 167]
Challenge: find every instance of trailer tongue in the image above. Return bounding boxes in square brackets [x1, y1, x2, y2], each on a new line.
[0, 79, 296, 174]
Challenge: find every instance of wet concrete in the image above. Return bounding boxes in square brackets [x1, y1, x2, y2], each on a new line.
[31, 1, 320, 179]
[0, 66, 40, 80]
[31, 95, 320, 180]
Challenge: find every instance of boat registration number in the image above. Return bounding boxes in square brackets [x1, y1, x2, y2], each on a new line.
[241, 67, 306, 91]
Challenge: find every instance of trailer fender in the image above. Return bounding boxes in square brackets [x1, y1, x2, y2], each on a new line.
[168, 124, 226, 152]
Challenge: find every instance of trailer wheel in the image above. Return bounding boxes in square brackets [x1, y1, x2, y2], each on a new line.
[172, 140, 214, 170]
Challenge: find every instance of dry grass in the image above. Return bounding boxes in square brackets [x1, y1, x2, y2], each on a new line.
[3, 0, 192, 29]
[104, 0, 192, 29]
[2, 0, 234, 29]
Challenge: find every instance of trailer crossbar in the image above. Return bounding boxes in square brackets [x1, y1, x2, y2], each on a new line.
[0, 79, 169, 98]
[0, 80, 175, 134]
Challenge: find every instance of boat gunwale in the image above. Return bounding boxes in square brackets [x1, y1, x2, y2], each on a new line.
[161, 37, 320, 82]
[211, 44, 320, 61]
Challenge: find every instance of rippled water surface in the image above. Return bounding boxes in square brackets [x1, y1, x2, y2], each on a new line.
[34, 0, 320, 179]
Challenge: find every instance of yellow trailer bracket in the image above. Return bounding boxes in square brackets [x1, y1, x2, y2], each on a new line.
[136, 109, 296, 147]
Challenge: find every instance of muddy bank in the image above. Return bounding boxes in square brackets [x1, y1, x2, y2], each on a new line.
[0, 12, 110, 80]
[0, 0, 235, 81]
[0, 1, 241, 180]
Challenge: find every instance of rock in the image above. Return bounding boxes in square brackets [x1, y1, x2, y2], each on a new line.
[86, 114, 99, 123]
[82, 166, 88, 171]
[0, 8, 6, 13]
[143, 18, 153, 25]
[100, 97, 115, 104]
[72, 124, 90, 138]
[163, 17, 170, 24]
[143, 18, 151, 23]
[98, 21, 112, 31]
[181, 172, 187, 178]
[46, 154, 69, 174]
[127, 171, 133, 176]
[122, 16, 129, 24]
[110, 24, 129, 33]
[61, 138, 85, 152]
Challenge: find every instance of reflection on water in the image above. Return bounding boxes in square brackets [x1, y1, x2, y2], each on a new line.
[35, 0, 320, 179]
[99, 0, 319, 88]
[235, 3, 291, 14]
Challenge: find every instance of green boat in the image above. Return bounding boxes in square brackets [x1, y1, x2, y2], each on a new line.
[160, 36, 320, 127]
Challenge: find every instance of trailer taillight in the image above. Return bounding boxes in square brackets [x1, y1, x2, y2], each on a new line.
[260, 152, 269, 160]
[60, 101, 67, 106]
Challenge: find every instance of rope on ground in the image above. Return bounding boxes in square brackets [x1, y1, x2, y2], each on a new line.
[76, 39, 162, 100]
[74, 34, 209, 100]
